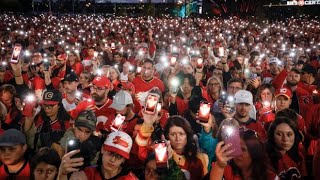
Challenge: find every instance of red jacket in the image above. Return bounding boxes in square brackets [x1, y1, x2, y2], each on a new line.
[272, 69, 313, 120]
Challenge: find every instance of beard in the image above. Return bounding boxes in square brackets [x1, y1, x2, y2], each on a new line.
[91, 93, 105, 102]
[287, 81, 298, 87]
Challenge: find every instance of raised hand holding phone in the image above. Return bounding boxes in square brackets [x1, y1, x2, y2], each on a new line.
[154, 140, 169, 169]
[220, 123, 242, 158]
[58, 149, 84, 178]
[10, 44, 22, 64]
[197, 114, 215, 134]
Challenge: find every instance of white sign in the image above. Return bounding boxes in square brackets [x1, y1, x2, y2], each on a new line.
[287, 0, 320, 5]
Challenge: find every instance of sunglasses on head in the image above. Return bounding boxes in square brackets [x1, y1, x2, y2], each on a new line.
[239, 127, 258, 140]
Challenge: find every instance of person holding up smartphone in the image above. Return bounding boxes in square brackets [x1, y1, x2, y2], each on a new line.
[56, 110, 100, 165]
[210, 119, 277, 180]
[221, 90, 267, 142]
[58, 131, 138, 180]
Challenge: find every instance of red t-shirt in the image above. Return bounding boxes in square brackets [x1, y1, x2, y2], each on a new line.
[83, 166, 138, 180]
[277, 153, 307, 179]
[0, 160, 30, 180]
[71, 62, 84, 76]
[132, 76, 165, 93]
[238, 118, 267, 142]
[212, 164, 277, 180]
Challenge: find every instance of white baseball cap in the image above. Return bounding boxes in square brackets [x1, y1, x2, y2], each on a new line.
[110, 90, 133, 111]
[234, 90, 253, 106]
[103, 131, 133, 159]
[269, 57, 281, 64]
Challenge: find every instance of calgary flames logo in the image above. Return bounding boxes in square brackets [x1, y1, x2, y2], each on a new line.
[112, 136, 129, 148]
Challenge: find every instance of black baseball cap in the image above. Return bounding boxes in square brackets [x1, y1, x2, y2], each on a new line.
[62, 72, 79, 82]
[301, 64, 316, 75]
[40, 89, 62, 105]
[0, 129, 26, 146]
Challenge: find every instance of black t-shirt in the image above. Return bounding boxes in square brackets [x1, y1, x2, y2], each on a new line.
[290, 91, 300, 114]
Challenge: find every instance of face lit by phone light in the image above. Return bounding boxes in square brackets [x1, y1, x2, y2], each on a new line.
[141, 62, 154, 81]
[183, 64, 193, 74]
[168, 125, 187, 154]
[74, 126, 93, 143]
[235, 103, 252, 118]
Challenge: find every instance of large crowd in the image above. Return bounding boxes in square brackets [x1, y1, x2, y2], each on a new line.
[0, 14, 319, 180]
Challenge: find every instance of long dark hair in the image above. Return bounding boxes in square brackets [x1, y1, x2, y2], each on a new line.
[163, 116, 197, 160]
[39, 102, 71, 132]
[266, 116, 302, 172]
[230, 131, 269, 180]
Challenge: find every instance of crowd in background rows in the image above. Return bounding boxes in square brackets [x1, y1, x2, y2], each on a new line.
[0, 14, 320, 180]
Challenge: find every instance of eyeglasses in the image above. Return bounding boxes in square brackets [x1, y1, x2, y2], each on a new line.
[90, 86, 106, 92]
[208, 82, 220, 87]
[104, 151, 123, 160]
[42, 104, 56, 110]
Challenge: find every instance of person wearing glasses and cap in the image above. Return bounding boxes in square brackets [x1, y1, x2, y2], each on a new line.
[23, 89, 71, 152]
[58, 131, 138, 180]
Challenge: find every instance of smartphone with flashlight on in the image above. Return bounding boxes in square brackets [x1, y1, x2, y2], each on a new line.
[145, 93, 160, 115]
[221, 125, 242, 157]
[219, 47, 224, 57]
[196, 58, 203, 68]
[22, 94, 37, 117]
[154, 140, 169, 169]
[198, 101, 211, 122]
[10, 44, 22, 64]
[75, 90, 82, 101]
[110, 114, 126, 132]
[111, 43, 116, 49]
[170, 57, 177, 67]
[43, 59, 50, 71]
[66, 138, 82, 159]
[136, 66, 142, 75]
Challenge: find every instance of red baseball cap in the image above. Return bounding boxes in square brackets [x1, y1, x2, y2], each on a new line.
[57, 54, 67, 61]
[92, 76, 111, 88]
[121, 81, 135, 94]
[275, 87, 292, 99]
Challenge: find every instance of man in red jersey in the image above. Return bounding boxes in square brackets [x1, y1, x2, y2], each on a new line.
[132, 59, 165, 94]
[70, 76, 115, 132]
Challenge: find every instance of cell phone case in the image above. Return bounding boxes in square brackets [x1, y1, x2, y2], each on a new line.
[222, 127, 242, 157]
